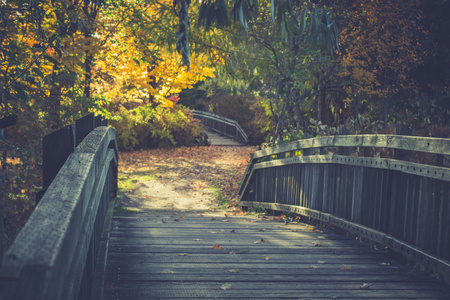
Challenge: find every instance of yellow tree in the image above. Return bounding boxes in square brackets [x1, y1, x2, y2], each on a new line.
[92, 0, 215, 113]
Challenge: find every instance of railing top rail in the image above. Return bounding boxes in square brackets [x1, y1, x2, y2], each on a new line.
[192, 110, 249, 143]
[0, 126, 117, 300]
[253, 134, 450, 159]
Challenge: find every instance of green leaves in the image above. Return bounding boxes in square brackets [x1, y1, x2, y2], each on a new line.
[198, 0, 229, 30]
[230, 0, 257, 34]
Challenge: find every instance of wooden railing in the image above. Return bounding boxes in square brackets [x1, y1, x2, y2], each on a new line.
[192, 110, 249, 144]
[239, 125, 450, 284]
[0, 116, 118, 299]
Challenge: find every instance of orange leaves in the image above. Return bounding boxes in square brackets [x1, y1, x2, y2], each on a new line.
[213, 244, 222, 250]
[337, 0, 424, 99]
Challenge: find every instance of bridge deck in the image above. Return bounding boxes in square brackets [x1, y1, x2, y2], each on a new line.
[103, 210, 450, 299]
[206, 130, 247, 146]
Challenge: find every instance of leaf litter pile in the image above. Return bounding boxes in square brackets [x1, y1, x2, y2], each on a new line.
[117, 145, 255, 212]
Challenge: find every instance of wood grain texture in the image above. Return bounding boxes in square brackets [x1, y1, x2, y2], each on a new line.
[103, 212, 450, 299]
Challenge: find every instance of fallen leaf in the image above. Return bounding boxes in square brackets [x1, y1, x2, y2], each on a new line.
[360, 283, 372, 290]
[161, 219, 167, 223]
[307, 225, 314, 230]
[211, 217, 216, 221]
[313, 241, 323, 247]
[220, 283, 232, 290]
[228, 269, 240, 273]
[213, 244, 222, 250]
[316, 260, 325, 264]
[174, 219, 179, 222]
[262, 256, 270, 260]
[258, 229, 265, 232]
[315, 229, 324, 233]
[309, 265, 320, 269]
[229, 251, 236, 254]
[192, 239, 202, 241]
[340, 265, 352, 270]
[178, 253, 189, 256]
[180, 214, 184, 219]
[230, 230, 235, 233]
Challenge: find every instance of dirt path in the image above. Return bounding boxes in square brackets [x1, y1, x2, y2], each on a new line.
[117, 145, 256, 212]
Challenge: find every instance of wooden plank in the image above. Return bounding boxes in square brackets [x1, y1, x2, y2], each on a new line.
[75, 113, 95, 146]
[104, 211, 450, 300]
[42, 124, 75, 188]
[251, 154, 450, 181]
[252, 134, 450, 159]
[205, 130, 246, 146]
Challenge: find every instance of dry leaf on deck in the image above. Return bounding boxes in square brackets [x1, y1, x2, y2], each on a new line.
[228, 269, 240, 273]
[360, 283, 372, 290]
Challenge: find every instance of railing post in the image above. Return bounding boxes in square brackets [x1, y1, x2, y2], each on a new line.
[338, 125, 352, 155]
[303, 133, 314, 156]
[75, 113, 95, 146]
[38, 124, 76, 203]
[394, 123, 412, 161]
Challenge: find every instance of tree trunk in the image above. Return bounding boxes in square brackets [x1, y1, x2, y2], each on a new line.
[293, 101, 307, 130]
[84, 50, 92, 98]
[317, 85, 327, 124]
[147, 65, 157, 103]
[48, 66, 62, 129]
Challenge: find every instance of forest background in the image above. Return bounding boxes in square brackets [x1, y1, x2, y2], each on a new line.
[0, 0, 449, 250]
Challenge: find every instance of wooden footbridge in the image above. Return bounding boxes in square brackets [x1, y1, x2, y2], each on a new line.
[1, 114, 450, 299]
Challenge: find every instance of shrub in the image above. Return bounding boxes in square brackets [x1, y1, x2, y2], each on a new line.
[112, 104, 206, 151]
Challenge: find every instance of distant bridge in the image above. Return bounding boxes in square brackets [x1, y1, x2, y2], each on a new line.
[192, 110, 249, 144]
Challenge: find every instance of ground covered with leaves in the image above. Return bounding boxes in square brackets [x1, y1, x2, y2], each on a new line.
[117, 145, 256, 213]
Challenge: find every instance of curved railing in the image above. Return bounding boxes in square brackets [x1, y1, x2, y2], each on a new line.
[239, 128, 450, 283]
[192, 110, 249, 144]
[0, 126, 118, 300]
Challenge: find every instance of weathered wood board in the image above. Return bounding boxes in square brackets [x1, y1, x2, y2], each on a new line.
[206, 130, 247, 147]
[103, 211, 450, 299]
